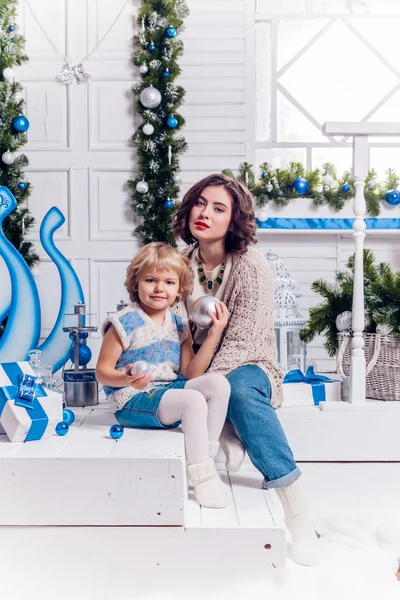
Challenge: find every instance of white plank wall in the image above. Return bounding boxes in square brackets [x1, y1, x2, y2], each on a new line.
[2, 0, 398, 373]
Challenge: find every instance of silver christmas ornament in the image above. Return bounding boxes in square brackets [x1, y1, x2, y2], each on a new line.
[368, 180, 376, 190]
[322, 174, 334, 186]
[336, 310, 352, 332]
[140, 64, 149, 74]
[364, 314, 372, 330]
[168, 145, 172, 166]
[3, 67, 14, 81]
[136, 180, 149, 194]
[130, 360, 150, 377]
[56, 59, 91, 85]
[143, 123, 154, 135]
[191, 296, 221, 329]
[173, 173, 182, 185]
[31, 266, 41, 278]
[140, 86, 162, 109]
[1, 150, 15, 165]
[376, 323, 393, 335]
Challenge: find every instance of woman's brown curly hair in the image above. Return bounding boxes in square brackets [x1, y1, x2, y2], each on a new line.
[173, 174, 257, 254]
[125, 242, 194, 304]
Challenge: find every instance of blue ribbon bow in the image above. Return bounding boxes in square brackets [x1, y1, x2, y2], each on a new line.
[283, 366, 338, 405]
[0, 363, 48, 441]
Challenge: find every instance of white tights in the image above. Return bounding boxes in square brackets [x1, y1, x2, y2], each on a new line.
[158, 374, 230, 465]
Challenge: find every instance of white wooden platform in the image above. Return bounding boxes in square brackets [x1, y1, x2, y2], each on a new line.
[0, 404, 285, 599]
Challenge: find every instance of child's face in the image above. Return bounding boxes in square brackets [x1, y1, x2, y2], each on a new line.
[137, 268, 180, 311]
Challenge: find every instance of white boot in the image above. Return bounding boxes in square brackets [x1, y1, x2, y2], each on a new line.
[219, 420, 245, 473]
[187, 459, 230, 509]
[276, 480, 320, 567]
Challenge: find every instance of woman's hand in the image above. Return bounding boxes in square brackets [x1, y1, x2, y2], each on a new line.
[124, 364, 152, 390]
[207, 302, 229, 339]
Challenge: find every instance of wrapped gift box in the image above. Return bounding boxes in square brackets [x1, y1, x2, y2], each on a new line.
[282, 367, 341, 407]
[0, 362, 63, 443]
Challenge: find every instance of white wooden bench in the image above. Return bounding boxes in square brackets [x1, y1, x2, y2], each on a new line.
[0, 402, 285, 599]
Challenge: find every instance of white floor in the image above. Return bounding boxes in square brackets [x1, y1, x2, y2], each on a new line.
[145, 462, 400, 600]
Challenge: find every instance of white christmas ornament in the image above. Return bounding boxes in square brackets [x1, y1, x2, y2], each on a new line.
[1, 150, 15, 165]
[191, 296, 221, 329]
[368, 180, 376, 190]
[258, 208, 268, 222]
[3, 67, 15, 81]
[136, 180, 149, 194]
[31, 267, 41, 278]
[143, 123, 154, 135]
[173, 173, 182, 185]
[335, 310, 352, 332]
[139, 64, 149, 74]
[140, 86, 162, 109]
[14, 91, 24, 103]
[322, 174, 334, 186]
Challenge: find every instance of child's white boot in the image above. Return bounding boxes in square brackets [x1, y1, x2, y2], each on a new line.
[188, 459, 230, 509]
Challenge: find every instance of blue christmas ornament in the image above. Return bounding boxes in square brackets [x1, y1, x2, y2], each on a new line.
[55, 421, 69, 436]
[385, 189, 400, 206]
[68, 343, 92, 366]
[78, 331, 89, 339]
[261, 171, 266, 178]
[292, 177, 309, 195]
[12, 115, 30, 133]
[167, 116, 178, 129]
[110, 424, 124, 439]
[341, 182, 351, 193]
[164, 198, 174, 209]
[166, 27, 177, 38]
[62, 409, 75, 426]
[8, 25, 15, 32]
[17, 181, 27, 191]
[162, 68, 170, 78]
[148, 42, 156, 51]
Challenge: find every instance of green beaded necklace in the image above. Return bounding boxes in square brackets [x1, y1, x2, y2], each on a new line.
[197, 258, 226, 291]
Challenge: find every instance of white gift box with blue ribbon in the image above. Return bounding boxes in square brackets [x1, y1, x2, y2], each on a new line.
[282, 366, 341, 407]
[0, 362, 63, 443]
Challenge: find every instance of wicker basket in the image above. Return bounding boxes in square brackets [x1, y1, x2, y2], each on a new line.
[337, 332, 400, 400]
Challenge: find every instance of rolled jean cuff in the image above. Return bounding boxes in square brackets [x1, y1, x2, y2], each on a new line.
[262, 466, 302, 490]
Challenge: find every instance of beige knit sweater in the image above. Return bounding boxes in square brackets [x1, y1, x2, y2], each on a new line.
[175, 245, 283, 407]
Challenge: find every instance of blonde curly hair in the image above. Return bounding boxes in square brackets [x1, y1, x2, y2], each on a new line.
[125, 242, 194, 303]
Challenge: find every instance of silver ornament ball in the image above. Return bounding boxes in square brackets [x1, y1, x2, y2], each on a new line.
[336, 310, 352, 332]
[143, 123, 154, 136]
[139, 64, 149, 74]
[368, 180, 376, 190]
[191, 296, 221, 329]
[364, 314, 372, 330]
[140, 86, 162, 109]
[130, 360, 150, 377]
[322, 174, 334, 186]
[258, 208, 268, 222]
[31, 267, 40, 278]
[136, 180, 149, 194]
[2, 150, 15, 165]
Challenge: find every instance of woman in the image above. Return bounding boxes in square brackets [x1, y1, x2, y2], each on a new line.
[173, 173, 319, 566]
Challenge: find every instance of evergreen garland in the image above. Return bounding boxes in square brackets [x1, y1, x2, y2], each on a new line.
[223, 162, 399, 218]
[129, 0, 189, 247]
[299, 249, 400, 356]
[0, 0, 38, 266]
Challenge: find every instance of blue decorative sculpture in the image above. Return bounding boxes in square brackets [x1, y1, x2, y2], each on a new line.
[0, 187, 85, 372]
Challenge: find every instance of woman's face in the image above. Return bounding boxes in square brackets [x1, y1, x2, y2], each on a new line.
[188, 185, 233, 244]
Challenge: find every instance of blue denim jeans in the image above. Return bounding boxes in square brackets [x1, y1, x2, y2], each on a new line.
[226, 365, 301, 489]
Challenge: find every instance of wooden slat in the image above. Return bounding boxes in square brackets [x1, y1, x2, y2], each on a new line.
[230, 471, 276, 528]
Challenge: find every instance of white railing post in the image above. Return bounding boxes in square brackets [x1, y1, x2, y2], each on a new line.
[350, 136, 368, 404]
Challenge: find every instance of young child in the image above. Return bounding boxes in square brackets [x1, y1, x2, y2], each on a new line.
[96, 242, 231, 509]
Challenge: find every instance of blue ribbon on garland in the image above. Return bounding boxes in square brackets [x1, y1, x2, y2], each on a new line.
[0, 363, 48, 441]
[257, 217, 400, 230]
[283, 366, 339, 405]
